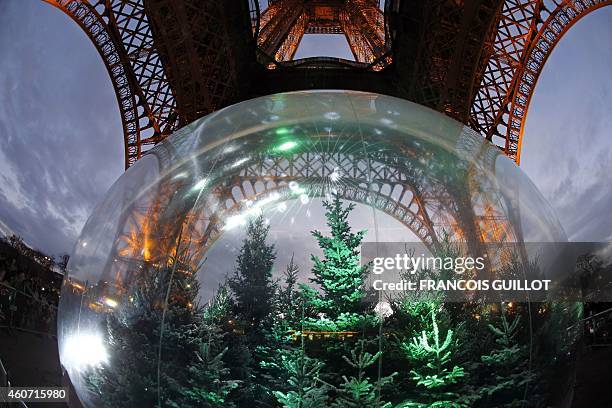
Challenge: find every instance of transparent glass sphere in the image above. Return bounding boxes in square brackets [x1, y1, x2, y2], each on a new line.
[60, 91, 576, 407]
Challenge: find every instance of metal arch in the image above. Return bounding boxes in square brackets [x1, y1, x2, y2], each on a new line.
[99, 138, 519, 281]
[106, 147, 451, 273]
[470, 0, 611, 163]
[102, 174, 442, 286]
[43, 0, 178, 168]
[104, 1, 179, 143]
[506, 0, 612, 163]
[191, 149, 451, 259]
[184, 178, 442, 269]
[220, 178, 437, 241]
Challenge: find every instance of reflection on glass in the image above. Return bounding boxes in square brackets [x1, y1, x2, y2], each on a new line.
[59, 91, 576, 408]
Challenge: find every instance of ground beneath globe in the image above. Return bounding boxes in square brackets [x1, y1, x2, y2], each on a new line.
[1, 328, 611, 408]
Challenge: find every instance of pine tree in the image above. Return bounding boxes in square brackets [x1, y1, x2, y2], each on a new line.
[86, 226, 238, 408]
[203, 283, 232, 325]
[278, 254, 301, 328]
[272, 286, 330, 408]
[477, 307, 535, 407]
[398, 305, 466, 408]
[305, 193, 369, 328]
[331, 340, 395, 408]
[228, 214, 277, 333]
[178, 321, 237, 407]
[225, 215, 278, 407]
[273, 350, 329, 408]
[175, 284, 237, 407]
[87, 258, 204, 407]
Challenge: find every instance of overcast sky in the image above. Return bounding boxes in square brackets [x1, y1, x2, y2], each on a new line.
[0, 1, 610, 256]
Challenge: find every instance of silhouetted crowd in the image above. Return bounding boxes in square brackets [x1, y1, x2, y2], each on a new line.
[0, 237, 62, 335]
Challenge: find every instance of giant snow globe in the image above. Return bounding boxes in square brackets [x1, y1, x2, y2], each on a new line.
[59, 91, 579, 407]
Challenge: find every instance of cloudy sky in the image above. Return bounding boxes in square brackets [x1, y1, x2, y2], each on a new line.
[0, 1, 610, 257]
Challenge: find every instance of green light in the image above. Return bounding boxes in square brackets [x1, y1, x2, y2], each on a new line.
[275, 127, 291, 135]
[277, 141, 298, 151]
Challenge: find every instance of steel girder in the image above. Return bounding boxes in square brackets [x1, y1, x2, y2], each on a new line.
[103, 125, 518, 279]
[43, 0, 258, 168]
[43, 0, 180, 168]
[45, 0, 610, 169]
[399, 0, 500, 121]
[470, 0, 612, 163]
[258, 0, 389, 65]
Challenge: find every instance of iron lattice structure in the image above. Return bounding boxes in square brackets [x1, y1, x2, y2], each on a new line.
[43, 0, 179, 168]
[43, 0, 609, 277]
[257, 0, 388, 63]
[44, 0, 611, 168]
[100, 124, 514, 283]
[469, 0, 612, 162]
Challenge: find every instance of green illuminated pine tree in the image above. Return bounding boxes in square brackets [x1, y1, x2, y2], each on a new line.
[304, 193, 371, 330]
[398, 305, 466, 408]
[273, 349, 329, 408]
[272, 285, 330, 408]
[331, 340, 395, 408]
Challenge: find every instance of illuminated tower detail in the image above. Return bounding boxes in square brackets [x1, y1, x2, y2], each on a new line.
[44, 0, 610, 166]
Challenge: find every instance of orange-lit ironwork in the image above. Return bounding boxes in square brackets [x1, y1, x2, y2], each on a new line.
[289, 330, 359, 341]
[44, 0, 610, 168]
[43, 0, 179, 168]
[258, 0, 388, 64]
[470, 0, 612, 163]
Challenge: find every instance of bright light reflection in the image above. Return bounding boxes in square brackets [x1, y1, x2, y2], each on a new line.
[103, 297, 118, 308]
[374, 301, 393, 318]
[191, 178, 208, 191]
[224, 214, 247, 230]
[277, 141, 298, 151]
[63, 332, 109, 372]
[275, 127, 291, 135]
[224, 192, 281, 230]
[289, 181, 305, 194]
[324, 111, 340, 120]
[231, 157, 250, 168]
[330, 168, 341, 182]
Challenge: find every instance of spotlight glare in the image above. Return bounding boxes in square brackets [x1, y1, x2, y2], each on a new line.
[63, 332, 109, 372]
[330, 168, 341, 182]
